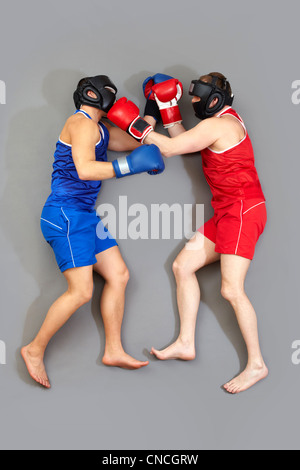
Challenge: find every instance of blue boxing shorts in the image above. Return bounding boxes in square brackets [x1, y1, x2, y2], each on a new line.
[40, 205, 118, 272]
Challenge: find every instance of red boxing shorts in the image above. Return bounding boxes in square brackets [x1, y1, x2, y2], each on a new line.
[198, 199, 267, 260]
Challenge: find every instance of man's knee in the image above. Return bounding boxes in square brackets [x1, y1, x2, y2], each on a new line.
[221, 282, 244, 303]
[109, 265, 130, 287]
[70, 283, 94, 306]
[172, 259, 194, 279]
[120, 266, 130, 285]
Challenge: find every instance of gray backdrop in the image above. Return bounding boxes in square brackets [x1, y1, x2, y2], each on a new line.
[0, 0, 299, 450]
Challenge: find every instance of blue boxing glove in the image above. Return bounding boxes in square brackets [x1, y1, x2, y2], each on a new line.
[143, 73, 174, 122]
[143, 73, 174, 100]
[113, 144, 165, 178]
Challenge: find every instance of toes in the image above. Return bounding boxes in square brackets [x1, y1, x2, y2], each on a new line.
[224, 378, 244, 394]
[38, 377, 46, 387]
[136, 361, 149, 368]
[151, 349, 163, 359]
[41, 377, 50, 388]
[32, 373, 50, 389]
[226, 382, 238, 394]
[103, 355, 149, 370]
[224, 381, 233, 391]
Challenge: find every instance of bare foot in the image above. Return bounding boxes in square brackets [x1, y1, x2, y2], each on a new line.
[223, 363, 269, 394]
[151, 338, 196, 361]
[21, 345, 51, 389]
[102, 351, 149, 370]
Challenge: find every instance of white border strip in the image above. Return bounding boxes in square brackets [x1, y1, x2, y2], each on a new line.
[59, 110, 103, 147]
[61, 208, 76, 268]
[216, 106, 233, 117]
[235, 200, 243, 255]
[58, 136, 72, 147]
[208, 109, 247, 154]
[41, 218, 63, 230]
[243, 201, 265, 215]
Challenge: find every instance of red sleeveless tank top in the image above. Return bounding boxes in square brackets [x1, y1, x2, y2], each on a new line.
[200, 107, 265, 210]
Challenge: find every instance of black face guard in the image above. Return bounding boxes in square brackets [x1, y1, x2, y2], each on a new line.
[73, 75, 117, 112]
[189, 76, 234, 120]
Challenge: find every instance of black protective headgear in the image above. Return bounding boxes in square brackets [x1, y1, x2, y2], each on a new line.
[189, 75, 234, 120]
[73, 75, 117, 112]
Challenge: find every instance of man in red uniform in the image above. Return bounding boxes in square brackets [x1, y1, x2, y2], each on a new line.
[107, 72, 268, 394]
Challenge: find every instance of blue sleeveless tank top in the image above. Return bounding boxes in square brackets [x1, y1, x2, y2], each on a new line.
[45, 110, 109, 211]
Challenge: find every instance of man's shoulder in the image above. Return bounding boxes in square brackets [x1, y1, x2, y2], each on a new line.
[67, 112, 95, 125]
[194, 116, 223, 133]
[61, 114, 100, 146]
[66, 113, 99, 134]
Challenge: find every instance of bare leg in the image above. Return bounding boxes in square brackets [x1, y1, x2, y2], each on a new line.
[21, 265, 94, 388]
[94, 246, 148, 370]
[151, 233, 220, 360]
[220, 254, 268, 394]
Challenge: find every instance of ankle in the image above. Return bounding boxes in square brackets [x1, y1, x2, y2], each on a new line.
[247, 358, 266, 370]
[26, 342, 46, 358]
[177, 336, 195, 348]
[104, 342, 124, 356]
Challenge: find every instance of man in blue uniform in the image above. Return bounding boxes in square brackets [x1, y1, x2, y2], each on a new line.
[21, 75, 165, 388]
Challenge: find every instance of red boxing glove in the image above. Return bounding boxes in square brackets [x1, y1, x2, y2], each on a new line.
[152, 79, 183, 128]
[107, 97, 153, 143]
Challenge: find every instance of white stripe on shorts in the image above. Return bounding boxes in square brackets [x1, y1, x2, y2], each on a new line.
[61, 208, 76, 268]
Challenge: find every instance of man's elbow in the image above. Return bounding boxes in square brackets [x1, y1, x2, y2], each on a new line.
[77, 167, 91, 181]
[162, 148, 175, 158]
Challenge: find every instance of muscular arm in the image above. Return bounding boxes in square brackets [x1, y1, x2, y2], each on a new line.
[71, 119, 116, 181]
[144, 116, 186, 138]
[167, 122, 187, 138]
[143, 118, 223, 157]
[105, 121, 141, 152]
